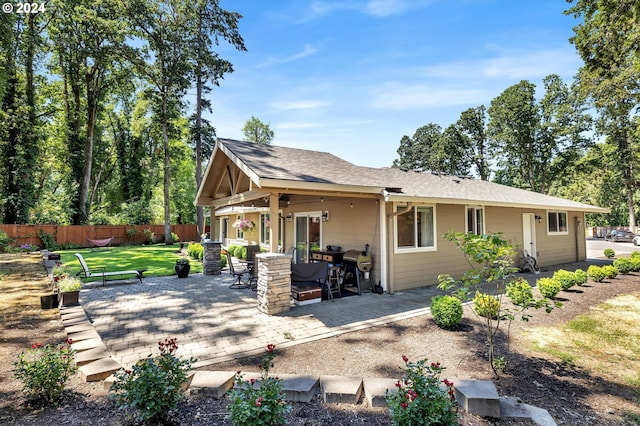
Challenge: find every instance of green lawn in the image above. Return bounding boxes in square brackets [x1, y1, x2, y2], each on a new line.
[57, 244, 203, 280]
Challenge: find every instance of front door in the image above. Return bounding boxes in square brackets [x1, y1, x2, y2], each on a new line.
[522, 213, 537, 259]
[294, 212, 322, 263]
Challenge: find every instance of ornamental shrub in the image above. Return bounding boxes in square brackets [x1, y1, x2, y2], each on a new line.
[472, 291, 500, 318]
[536, 277, 561, 298]
[187, 242, 204, 261]
[587, 265, 606, 282]
[631, 255, 640, 272]
[613, 258, 633, 274]
[110, 338, 195, 423]
[0, 230, 13, 252]
[227, 344, 290, 426]
[604, 248, 615, 259]
[13, 339, 77, 403]
[430, 295, 463, 328]
[602, 265, 618, 279]
[573, 269, 588, 285]
[385, 356, 457, 426]
[227, 244, 242, 258]
[553, 269, 576, 291]
[506, 278, 533, 306]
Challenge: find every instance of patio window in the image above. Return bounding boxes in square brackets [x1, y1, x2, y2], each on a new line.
[466, 206, 484, 235]
[395, 204, 435, 251]
[235, 216, 244, 240]
[260, 213, 270, 245]
[547, 211, 568, 234]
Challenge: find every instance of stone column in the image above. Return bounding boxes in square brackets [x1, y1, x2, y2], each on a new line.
[256, 253, 292, 315]
[202, 240, 222, 275]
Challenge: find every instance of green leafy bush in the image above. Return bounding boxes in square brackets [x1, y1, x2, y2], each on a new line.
[631, 255, 640, 272]
[13, 339, 77, 403]
[613, 258, 633, 274]
[227, 344, 290, 426]
[602, 265, 618, 279]
[385, 356, 457, 426]
[221, 254, 227, 269]
[58, 277, 82, 292]
[604, 248, 615, 259]
[506, 278, 533, 306]
[536, 277, 561, 298]
[553, 269, 576, 291]
[226, 244, 242, 258]
[110, 338, 195, 423]
[573, 269, 588, 285]
[187, 243, 204, 261]
[473, 291, 500, 318]
[430, 295, 463, 328]
[0, 231, 14, 252]
[587, 265, 606, 283]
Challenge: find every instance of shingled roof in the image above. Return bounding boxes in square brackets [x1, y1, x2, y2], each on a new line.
[206, 138, 607, 213]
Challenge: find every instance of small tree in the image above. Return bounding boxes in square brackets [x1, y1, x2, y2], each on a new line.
[438, 232, 558, 374]
[242, 116, 274, 144]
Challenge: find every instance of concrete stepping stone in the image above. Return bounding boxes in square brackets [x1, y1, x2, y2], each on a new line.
[66, 329, 101, 342]
[71, 337, 104, 352]
[278, 374, 319, 403]
[362, 377, 398, 407]
[64, 322, 95, 334]
[59, 306, 84, 315]
[62, 316, 89, 326]
[78, 357, 121, 382]
[500, 397, 557, 425]
[320, 375, 363, 404]
[454, 379, 500, 418]
[60, 310, 87, 320]
[74, 345, 110, 366]
[188, 371, 236, 398]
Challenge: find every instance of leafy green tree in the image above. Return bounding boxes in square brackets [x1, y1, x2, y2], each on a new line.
[567, 0, 640, 230]
[457, 106, 491, 180]
[392, 123, 441, 171]
[187, 0, 245, 237]
[242, 116, 274, 144]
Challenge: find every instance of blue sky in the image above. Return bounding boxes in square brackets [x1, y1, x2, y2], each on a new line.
[209, 0, 583, 168]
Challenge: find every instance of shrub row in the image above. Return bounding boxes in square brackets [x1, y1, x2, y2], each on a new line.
[226, 244, 247, 259]
[187, 243, 204, 261]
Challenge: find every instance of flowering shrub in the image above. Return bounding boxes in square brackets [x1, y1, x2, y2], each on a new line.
[109, 338, 195, 423]
[537, 277, 561, 298]
[385, 356, 457, 426]
[227, 344, 290, 426]
[13, 338, 77, 403]
[232, 218, 255, 232]
[430, 295, 463, 328]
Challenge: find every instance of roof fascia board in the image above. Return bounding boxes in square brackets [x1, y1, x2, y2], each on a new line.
[384, 194, 610, 214]
[259, 178, 383, 195]
[211, 190, 271, 208]
[194, 142, 222, 205]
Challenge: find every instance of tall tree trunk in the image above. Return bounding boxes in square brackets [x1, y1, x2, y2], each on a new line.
[80, 65, 98, 222]
[162, 88, 172, 244]
[195, 62, 204, 240]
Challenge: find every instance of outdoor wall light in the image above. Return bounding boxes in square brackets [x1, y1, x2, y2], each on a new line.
[322, 210, 329, 222]
[535, 215, 542, 223]
[286, 213, 292, 222]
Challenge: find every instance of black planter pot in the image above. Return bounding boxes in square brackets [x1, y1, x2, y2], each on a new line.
[40, 293, 59, 309]
[175, 263, 190, 278]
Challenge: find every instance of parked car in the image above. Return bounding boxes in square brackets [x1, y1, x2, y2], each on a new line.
[634, 235, 640, 246]
[604, 230, 636, 242]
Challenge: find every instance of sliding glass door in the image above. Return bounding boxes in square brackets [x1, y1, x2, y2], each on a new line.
[294, 212, 321, 263]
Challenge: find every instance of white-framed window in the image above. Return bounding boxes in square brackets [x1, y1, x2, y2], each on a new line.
[235, 215, 244, 240]
[547, 211, 568, 234]
[466, 206, 485, 235]
[395, 204, 436, 251]
[260, 213, 270, 245]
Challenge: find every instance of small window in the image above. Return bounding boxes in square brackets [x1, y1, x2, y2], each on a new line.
[396, 205, 435, 250]
[548, 211, 568, 234]
[466, 206, 484, 235]
[260, 213, 270, 245]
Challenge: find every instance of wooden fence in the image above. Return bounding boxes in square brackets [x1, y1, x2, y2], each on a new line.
[0, 224, 198, 248]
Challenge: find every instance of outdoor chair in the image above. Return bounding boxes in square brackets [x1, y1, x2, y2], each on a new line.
[74, 253, 145, 286]
[228, 256, 251, 289]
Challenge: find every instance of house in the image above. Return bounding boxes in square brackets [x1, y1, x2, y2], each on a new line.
[195, 138, 608, 293]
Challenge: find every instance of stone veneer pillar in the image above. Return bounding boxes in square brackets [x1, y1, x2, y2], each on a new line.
[202, 240, 222, 275]
[256, 253, 292, 315]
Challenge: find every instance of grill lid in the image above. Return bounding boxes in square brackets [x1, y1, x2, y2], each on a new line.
[343, 249, 372, 271]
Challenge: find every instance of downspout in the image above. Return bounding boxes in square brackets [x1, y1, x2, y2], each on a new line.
[379, 198, 387, 293]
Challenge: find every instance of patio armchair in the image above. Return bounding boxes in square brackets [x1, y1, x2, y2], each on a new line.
[74, 253, 145, 286]
[228, 256, 251, 289]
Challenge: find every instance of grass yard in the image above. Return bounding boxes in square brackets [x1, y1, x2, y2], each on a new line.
[57, 244, 203, 280]
[523, 291, 640, 389]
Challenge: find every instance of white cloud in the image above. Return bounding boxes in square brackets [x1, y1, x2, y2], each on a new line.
[306, 0, 424, 19]
[365, 0, 410, 17]
[370, 83, 487, 109]
[260, 44, 319, 67]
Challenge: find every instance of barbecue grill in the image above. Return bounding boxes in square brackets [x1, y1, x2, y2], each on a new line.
[342, 244, 372, 295]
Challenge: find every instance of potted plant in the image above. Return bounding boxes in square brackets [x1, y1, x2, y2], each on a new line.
[52, 263, 70, 283]
[175, 258, 190, 278]
[58, 277, 82, 307]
